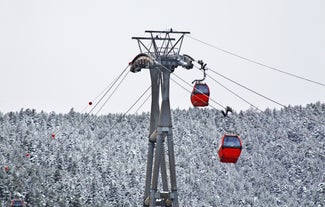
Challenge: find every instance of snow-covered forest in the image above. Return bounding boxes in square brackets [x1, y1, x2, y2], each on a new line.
[1, 102, 324, 206]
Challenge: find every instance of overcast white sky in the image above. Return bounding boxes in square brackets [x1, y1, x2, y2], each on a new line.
[1, 0, 324, 115]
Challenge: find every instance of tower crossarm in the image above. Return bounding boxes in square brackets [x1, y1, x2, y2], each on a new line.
[145, 29, 190, 34]
[131, 29, 191, 59]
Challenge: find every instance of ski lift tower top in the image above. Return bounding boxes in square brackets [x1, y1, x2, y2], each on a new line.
[131, 29, 193, 73]
[130, 29, 194, 207]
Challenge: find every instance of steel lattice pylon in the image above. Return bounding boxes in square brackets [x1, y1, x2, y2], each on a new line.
[130, 29, 194, 207]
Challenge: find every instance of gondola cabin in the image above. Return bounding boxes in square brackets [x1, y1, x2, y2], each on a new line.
[10, 199, 24, 207]
[218, 134, 242, 163]
[191, 82, 210, 107]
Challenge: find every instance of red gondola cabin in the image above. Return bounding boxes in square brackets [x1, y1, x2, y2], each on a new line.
[191, 83, 210, 107]
[10, 199, 24, 207]
[218, 134, 242, 163]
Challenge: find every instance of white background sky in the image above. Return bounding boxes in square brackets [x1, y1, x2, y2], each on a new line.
[1, 0, 324, 115]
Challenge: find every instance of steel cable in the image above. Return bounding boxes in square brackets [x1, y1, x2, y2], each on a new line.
[187, 35, 325, 87]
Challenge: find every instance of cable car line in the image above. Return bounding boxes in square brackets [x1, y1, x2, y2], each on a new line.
[125, 85, 151, 114]
[100, 85, 151, 139]
[142, 54, 319, 131]
[146, 38, 323, 134]
[73, 64, 130, 131]
[192, 63, 324, 129]
[197, 66, 263, 112]
[134, 92, 151, 114]
[58, 64, 131, 150]
[207, 73, 263, 112]
[129, 50, 321, 148]
[208, 67, 286, 108]
[93, 67, 127, 105]
[71, 85, 151, 165]
[94, 70, 130, 115]
[87, 64, 130, 115]
[191, 63, 307, 144]
[187, 35, 325, 88]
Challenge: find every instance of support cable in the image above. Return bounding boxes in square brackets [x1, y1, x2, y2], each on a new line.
[208, 67, 286, 108]
[134, 92, 151, 114]
[145, 54, 314, 144]
[102, 85, 151, 138]
[95, 70, 130, 115]
[206, 73, 263, 112]
[205, 66, 325, 129]
[80, 72, 123, 113]
[75, 64, 130, 129]
[56, 64, 131, 152]
[72, 85, 152, 165]
[87, 64, 130, 115]
[187, 35, 325, 87]
[58, 64, 132, 166]
[68, 64, 130, 129]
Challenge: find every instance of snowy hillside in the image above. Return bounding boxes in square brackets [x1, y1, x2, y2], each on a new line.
[0, 103, 324, 206]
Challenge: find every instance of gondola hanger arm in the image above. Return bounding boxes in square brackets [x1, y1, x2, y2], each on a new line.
[192, 60, 208, 83]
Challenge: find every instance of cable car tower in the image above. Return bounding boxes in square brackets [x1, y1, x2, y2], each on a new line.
[130, 29, 194, 207]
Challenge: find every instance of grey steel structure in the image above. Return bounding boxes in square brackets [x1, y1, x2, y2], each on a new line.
[130, 29, 194, 207]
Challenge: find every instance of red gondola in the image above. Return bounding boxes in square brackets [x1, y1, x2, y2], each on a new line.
[190, 82, 210, 107]
[218, 134, 242, 163]
[10, 199, 24, 207]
